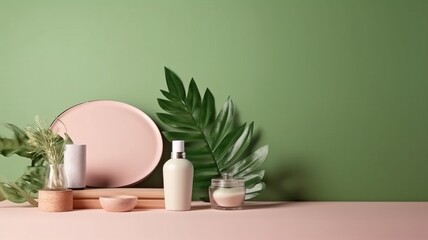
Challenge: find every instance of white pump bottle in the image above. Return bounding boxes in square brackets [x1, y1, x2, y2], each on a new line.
[163, 140, 194, 211]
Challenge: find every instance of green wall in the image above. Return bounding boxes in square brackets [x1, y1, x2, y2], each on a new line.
[1, 0, 427, 201]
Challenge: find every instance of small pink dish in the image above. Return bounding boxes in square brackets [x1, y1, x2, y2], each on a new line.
[99, 195, 138, 212]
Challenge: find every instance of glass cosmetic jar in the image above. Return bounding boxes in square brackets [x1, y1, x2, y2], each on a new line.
[209, 173, 245, 210]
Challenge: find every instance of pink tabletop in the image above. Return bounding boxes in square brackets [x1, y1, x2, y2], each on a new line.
[1, 201, 427, 240]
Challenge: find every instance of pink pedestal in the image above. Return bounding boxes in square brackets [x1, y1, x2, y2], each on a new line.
[1, 201, 427, 240]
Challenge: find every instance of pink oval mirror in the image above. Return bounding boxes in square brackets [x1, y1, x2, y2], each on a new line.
[51, 100, 163, 187]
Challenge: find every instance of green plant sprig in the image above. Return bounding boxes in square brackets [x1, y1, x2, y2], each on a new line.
[0, 118, 72, 205]
[25, 116, 67, 166]
[157, 67, 269, 201]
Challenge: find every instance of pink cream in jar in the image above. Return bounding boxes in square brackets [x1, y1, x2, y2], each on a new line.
[209, 173, 245, 210]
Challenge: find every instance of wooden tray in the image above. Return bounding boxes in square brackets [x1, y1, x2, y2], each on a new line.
[74, 199, 165, 209]
[73, 188, 164, 199]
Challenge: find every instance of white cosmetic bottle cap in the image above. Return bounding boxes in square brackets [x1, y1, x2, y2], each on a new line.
[172, 140, 185, 153]
[171, 140, 185, 158]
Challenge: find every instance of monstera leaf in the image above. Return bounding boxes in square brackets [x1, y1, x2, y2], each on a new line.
[157, 67, 268, 200]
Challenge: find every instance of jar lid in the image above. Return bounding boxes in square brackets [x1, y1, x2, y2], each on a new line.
[211, 173, 245, 188]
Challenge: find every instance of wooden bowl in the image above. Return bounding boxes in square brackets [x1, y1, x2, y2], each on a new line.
[99, 195, 138, 212]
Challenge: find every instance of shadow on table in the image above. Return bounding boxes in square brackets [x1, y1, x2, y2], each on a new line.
[188, 202, 294, 211]
[189, 202, 296, 211]
[0, 203, 34, 208]
[191, 204, 211, 211]
[243, 201, 293, 210]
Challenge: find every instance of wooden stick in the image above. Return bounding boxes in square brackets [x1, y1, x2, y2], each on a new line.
[74, 199, 165, 209]
[72, 188, 164, 199]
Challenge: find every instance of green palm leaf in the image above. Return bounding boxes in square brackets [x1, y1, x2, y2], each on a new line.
[157, 67, 268, 200]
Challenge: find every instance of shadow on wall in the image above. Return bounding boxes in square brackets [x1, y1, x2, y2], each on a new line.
[261, 158, 309, 201]
[134, 134, 170, 188]
[134, 120, 308, 202]
[135, 144, 311, 202]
